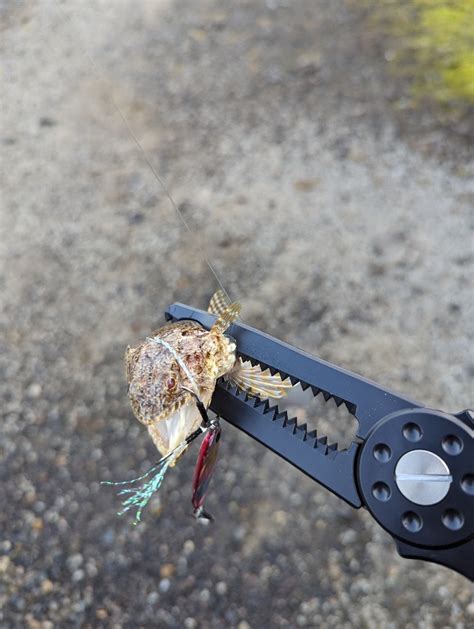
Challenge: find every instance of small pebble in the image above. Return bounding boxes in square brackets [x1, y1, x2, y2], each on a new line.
[72, 569, 85, 582]
[41, 579, 54, 594]
[147, 592, 159, 604]
[67, 554, 83, 571]
[339, 529, 357, 545]
[160, 563, 175, 578]
[199, 589, 210, 603]
[159, 579, 170, 593]
[183, 540, 195, 555]
[96, 609, 108, 620]
[26, 383, 42, 399]
[0, 556, 11, 573]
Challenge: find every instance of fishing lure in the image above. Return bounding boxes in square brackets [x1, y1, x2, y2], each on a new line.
[191, 416, 222, 521]
[104, 290, 292, 522]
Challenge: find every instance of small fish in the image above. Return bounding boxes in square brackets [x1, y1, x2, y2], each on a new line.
[125, 290, 292, 459]
[103, 290, 292, 523]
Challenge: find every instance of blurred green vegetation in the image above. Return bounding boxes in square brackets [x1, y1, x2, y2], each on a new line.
[364, 0, 474, 112]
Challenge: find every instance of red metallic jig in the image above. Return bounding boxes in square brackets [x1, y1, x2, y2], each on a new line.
[192, 421, 222, 520]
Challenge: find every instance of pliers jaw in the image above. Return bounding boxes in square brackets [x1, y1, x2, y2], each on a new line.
[165, 302, 474, 581]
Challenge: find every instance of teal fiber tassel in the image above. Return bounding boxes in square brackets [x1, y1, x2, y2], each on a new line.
[102, 442, 187, 524]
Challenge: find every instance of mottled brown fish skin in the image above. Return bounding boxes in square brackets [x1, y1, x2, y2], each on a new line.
[125, 320, 236, 428]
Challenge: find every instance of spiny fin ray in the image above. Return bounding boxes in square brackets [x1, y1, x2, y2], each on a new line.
[211, 301, 241, 334]
[208, 289, 231, 317]
[226, 358, 293, 399]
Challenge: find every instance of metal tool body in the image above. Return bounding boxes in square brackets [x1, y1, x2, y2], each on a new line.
[165, 303, 474, 580]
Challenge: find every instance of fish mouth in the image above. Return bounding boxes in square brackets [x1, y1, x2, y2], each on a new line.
[147, 397, 203, 457]
[150, 390, 191, 423]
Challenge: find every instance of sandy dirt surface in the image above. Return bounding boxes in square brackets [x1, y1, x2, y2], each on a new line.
[1, 0, 473, 627]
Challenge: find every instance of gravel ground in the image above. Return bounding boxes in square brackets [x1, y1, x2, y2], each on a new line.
[1, 1, 473, 627]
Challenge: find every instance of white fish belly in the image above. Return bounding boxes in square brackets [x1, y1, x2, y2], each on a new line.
[147, 402, 202, 457]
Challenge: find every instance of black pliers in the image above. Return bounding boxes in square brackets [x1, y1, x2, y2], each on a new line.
[166, 302, 474, 581]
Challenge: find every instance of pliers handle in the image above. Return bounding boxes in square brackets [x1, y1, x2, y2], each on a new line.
[165, 302, 474, 581]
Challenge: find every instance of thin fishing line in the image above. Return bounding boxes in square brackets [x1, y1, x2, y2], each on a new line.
[57, 6, 231, 303]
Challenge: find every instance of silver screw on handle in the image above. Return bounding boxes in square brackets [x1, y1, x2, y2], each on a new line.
[395, 450, 452, 506]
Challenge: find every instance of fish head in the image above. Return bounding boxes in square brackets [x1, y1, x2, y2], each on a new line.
[126, 319, 240, 457]
[126, 321, 221, 456]
[125, 334, 194, 427]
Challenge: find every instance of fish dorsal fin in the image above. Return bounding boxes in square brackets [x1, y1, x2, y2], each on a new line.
[226, 359, 293, 399]
[208, 289, 230, 316]
[211, 301, 241, 334]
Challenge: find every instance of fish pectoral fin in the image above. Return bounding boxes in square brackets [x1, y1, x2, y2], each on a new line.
[208, 289, 231, 316]
[211, 301, 241, 334]
[225, 358, 293, 399]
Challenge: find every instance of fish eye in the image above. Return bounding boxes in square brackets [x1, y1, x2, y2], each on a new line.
[166, 377, 176, 390]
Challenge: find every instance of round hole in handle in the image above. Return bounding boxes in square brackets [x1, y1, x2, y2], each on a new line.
[402, 511, 423, 533]
[442, 434, 463, 456]
[372, 481, 391, 502]
[461, 474, 474, 495]
[373, 443, 391, 463]
[402, 422, 422, 442]
[442, 509, 464, 531]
